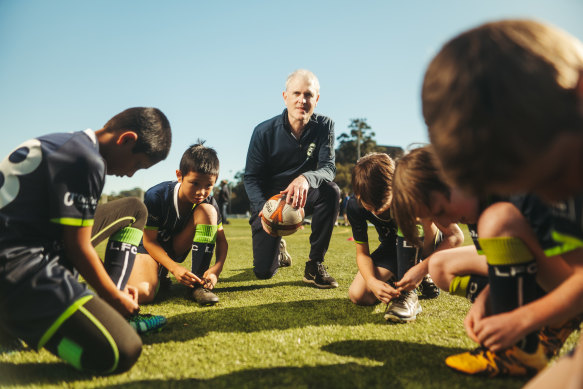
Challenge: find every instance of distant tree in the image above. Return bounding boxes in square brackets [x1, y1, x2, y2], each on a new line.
[336, 118, 377, 164]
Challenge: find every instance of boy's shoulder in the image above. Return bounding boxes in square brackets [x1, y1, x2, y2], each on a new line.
[144, 181, 177, 203]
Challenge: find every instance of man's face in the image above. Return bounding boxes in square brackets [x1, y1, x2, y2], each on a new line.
[177, 171, 217, 204]
[283, 76, 319, 124]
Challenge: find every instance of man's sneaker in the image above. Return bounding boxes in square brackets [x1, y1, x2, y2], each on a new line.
[417, 274, 440, 299]
[384, 290, 422, 323]
[191, 285, 219, 306]
[278, 238, 292, 267]
[128, 314, 167, 335]
[445, 343, 548, 377]
[303, 260, 339, 289]
[539, 315, 582, 358]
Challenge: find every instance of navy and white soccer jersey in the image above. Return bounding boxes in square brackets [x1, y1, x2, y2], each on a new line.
[346, 196, 397, 245]
[0, 129, 104, 246]
[0, 130, 103, 347]
[142, 180, 222, 259]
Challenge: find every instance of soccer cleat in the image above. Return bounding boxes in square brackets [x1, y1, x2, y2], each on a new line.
[417, 274, 440, 299]
[384, 290, 422, 323]
[445, 343, 548, 377]
[191, 285, 219, 306]
[303, 260, 339, 289]
[538, 315, 582, 358]
[128, 314, 167, 335]
[278, 238, 292, 267]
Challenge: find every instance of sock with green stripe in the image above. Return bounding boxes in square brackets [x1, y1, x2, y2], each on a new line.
[104, 226, 143, 290]
[449, 274, 489, 303]
[480, 236, 539, 353]
[191, 224, 218, 278]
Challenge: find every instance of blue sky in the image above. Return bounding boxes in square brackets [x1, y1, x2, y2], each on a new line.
[1, 0, 582, 194]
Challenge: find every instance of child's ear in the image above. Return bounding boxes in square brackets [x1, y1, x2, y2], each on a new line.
[116, 131, 138, 146]
[176, 169, 183, 182]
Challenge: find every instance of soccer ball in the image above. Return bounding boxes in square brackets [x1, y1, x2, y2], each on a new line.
[261, 194, 305, 237]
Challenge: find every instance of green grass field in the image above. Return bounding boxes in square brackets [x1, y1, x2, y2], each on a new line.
[0, 220, 579, 388]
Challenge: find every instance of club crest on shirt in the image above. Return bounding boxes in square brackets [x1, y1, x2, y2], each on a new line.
[306, 143, 316, 158]
[64, 192, 98, 212]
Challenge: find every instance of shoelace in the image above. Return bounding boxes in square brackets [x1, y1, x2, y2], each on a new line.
[316, 262, 330, 277]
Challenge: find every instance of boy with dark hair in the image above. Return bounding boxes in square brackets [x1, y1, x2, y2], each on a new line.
[127, 142, 228, 306]
[0, 107, 172, 374]
[422, 20, 583, 385]
[347, 152, 463, 322]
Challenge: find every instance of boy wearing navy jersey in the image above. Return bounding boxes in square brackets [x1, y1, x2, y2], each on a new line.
[421, 20, 583, 386]
[128, 143, 228, 306]
[347, 152, 464, 323]
[0, 107, 172, 374]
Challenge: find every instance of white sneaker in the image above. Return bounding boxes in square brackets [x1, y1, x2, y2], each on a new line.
[384, 290, 422, 323]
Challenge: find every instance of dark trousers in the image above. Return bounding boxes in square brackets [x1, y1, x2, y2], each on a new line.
[250, 181, 340, 279]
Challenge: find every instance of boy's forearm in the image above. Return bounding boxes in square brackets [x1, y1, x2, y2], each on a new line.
[62, 226, 120, 301]
[143, 239, 179, 273]
[355, 246, 378, 284]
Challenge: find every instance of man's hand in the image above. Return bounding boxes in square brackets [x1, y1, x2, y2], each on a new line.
[395, 263, 426, 292]
[171, 264, 202, 288]
[368, 278, 400, 304]
[281, 175, 309, 208]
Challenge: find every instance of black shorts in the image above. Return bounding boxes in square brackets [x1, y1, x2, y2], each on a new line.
[0, 245, 93, 348]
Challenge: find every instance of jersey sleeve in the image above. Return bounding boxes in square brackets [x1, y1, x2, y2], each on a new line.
[47, 136, 104, 227]
[209, 196, 223, 226]
[143, 187, 164, 231]
[347, 197, 369, 244]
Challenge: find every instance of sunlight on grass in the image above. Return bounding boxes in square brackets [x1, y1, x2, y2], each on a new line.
[0, 220, 578, 388]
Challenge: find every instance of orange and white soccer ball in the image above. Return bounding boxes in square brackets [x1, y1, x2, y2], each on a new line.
[261, 194, 305, 237]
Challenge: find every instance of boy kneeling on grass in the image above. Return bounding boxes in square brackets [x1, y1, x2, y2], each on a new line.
[127, 142, 228, 306]
[0, 107, 171, 374]
[346, 152, 464, 323]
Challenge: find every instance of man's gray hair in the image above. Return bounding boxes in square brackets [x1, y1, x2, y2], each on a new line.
[285, 69, 320, 93]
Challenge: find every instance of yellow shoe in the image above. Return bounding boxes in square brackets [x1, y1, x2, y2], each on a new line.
[445, 343, 548, 377]
[539, 315, 582, 358]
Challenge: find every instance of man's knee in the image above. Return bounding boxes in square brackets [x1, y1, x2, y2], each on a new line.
[323, 181, 341, 202]
[254, 268, 277, 280]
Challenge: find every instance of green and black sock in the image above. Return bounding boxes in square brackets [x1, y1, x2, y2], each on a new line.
[103, 226, 143, 290]
[480, 237, 539, 353]
[191, 224, 217, 278]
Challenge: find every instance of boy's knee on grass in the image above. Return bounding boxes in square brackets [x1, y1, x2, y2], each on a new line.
[45, 297, 142, 375]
